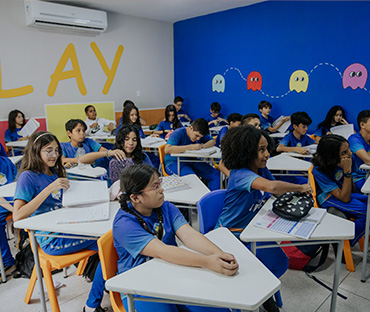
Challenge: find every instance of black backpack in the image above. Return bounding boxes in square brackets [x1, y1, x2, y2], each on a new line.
[15, 244, 34, 278]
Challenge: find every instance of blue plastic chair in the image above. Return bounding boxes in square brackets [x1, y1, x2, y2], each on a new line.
[196, 190, 283, 308]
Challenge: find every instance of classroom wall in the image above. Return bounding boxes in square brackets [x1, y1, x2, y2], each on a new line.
[0, 0, 174, 145]
[174, 1, 370, 132]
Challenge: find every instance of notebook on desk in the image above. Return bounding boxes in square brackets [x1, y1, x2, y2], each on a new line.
[184, 146, 218, 156]
[58, 180, 110, 224]
[161, 175, 191, 193]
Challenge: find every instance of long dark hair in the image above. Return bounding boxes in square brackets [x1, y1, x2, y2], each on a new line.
[20, 131, 66, 177]
[122, 104, 142, 128]
[316, 106, 347, 136]
[165, 105, 181, 130]
[114, 125, 146, 163]
[119, 164, 163, 239]
[312, 134, 347, 175]
[8, 110, 25, 132]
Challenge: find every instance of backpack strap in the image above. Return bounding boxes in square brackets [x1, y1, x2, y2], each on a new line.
[303, 244, 330, 273]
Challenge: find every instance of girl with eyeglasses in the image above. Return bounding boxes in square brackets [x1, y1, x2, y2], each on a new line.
[113, 164, 238, 312]
[13, 131, 107, 312]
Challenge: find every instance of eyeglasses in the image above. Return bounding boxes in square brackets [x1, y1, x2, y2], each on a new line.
[41, 148, 61, 157]
[142, 177, 163, 193]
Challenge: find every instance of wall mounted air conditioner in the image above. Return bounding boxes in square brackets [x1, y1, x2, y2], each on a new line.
[24, 0, 107, 35]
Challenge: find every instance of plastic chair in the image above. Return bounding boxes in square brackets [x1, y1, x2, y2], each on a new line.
[158, 144, 169, 176]
[24, 231, 97, 312]
[97, 230, 126, 312]
[196, 190, 283, 308]
[308, 165, 364, 272]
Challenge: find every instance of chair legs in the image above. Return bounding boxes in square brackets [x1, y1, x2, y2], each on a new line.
[343, 240, 355, 272]
[24, 268, 37, 304]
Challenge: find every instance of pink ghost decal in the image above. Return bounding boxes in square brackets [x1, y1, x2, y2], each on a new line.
[343, 63, 368, 90]
[247, 71, 262, 91]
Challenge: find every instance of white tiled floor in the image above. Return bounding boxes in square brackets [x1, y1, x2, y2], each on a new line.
[2, 226, 370, 311]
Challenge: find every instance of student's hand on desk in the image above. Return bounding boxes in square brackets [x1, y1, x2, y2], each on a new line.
[295, 147, 309, 155]
[48, 178, 70, 194]
[109, 149, 126, 161]
[299, 184, 312, 195]
[206, 252, 239, 276]
[190, 144, 202, 150]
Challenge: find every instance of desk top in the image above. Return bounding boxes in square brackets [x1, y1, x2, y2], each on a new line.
[267, 154, 311, 171]
[361, 175, 370, 194]
[105, 227, 280, 310]
[141, 137, 166, 149]
[171, 147, 222, 159]
[360, 164, 370, 171]
[164, 174, 210, 205]
[240, 198, 354, 243]
[6, 140, 28, 148]
[283, 152, 313, 159]
[269, 132, 287, 138]
[9, 155, 23, 165]
[66, 165, 107, 178]
[14, 201, 120, 236]
[0, 182, 16, 198]
[87, 134, 115, 141]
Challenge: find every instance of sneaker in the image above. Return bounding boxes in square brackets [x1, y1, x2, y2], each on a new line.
[82, 306, 108, 312]
[262, 297, 279, 312]
[0, 264, 16, 277]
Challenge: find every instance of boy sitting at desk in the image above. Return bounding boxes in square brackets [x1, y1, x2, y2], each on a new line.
[348, 110, 370, 192]
[276, 111, 315, 155]
[84, 105, 115, 136]
[164, 118, 220, 191]
[207, 102, 228, 128]
[259, 100, 290, 133]
[173, 96, 191, 123]
[216, 113, 242, 147]
[241, 113, 261, 129]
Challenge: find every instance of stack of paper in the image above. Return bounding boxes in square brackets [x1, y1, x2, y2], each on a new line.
[161, 175, 191, 193]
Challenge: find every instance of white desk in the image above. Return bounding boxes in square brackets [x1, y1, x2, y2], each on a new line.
[6, 140, 28, 156]
[360, 164, 370, 179]
[361, 176, 370, 282]
[87, 134, 115, 141]
[240, 198, 354, 312]
[283, 152, 313, 159]
[267, 154, 311, 176]
[106, 227, 280, 312]
[209, 125, 226, 136]
[269, 132, 288, 139]
[141, 137, 166, 154]
[9, 155, 24, 166]
[13, 202, 120, 312]
[66, 165, 107, 179]
[0, 182, 16, 198]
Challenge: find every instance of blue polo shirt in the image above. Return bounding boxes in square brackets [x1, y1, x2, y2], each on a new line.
[207, 113, 227, 128]
[177, 108, 190, 123]
[260, 115, 274, 131]
[115, 120, 145, 138]
[216, 126, 228, 147]
[4, 128, 23, 142]
[155, 121, 183, 139]
[280, 132, 315, 147]
[60, 138, 101, 158]
[348, 132, 370, 184]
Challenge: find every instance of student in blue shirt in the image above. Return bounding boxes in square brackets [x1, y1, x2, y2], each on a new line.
[258, 101, 289, 133]
[164, 118, 220, 191]
[12, 132, 107, 312]
[277, 111, 315, 155]
[115, 104, 145, 138]
[348, 110, 370, 192]
[241, 113, 261, 128]
[153, 105, 183, 139]
[216, 125, 311, 312]
[113, 164, 238, 312]
[4, 110, 28, 156]
[215, 113, 242, 147]
[312, 134, 367, 246]
[207, 102, 228, 128]
[173, 96, 191, 123]
[0, 156, 17, 276]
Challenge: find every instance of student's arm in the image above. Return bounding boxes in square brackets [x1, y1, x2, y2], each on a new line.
[13, 178, 69, 221]
[355, 149, 370, 166]
[79, 149, 126, 164]
[62, 155, 78, 164]
[330, 156, 353, 203]
[266, 116, 290, 133]
[218, 160, 230, 178]
[276, 144, 309, 155]
[165, 143, 201, 154]
[202, 138, 216, 148]
[251, 176, 312, 197]
[0, 197, 13, 212]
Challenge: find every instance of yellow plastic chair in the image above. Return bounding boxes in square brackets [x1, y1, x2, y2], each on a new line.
[308, 166, 364, 272]
[24, 231, 97, 312]
[158, 144, 169, 176]
[97, 230, 126, 312]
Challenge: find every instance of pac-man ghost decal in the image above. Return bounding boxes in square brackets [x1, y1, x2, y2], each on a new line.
[212, 74, 225, 93]
[342, 63, 368, 90]
[289, 70, 309, 93]
[247, 71, 262, 91]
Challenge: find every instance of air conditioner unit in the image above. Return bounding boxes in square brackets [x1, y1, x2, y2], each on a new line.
[24, 0, 107, 35]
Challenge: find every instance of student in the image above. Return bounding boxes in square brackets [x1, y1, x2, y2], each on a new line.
[0, 156, 17, 276]
[216, 125, 311, 312]
[258, 101, 290, 133]
[348, 110, 370, 192]
[314, 105, 349, 143]
[117, 100, 146, 127]
[215, 113, 242, 147]
[115, 104, 145, 138]
[153, 104, 183, 139]
[113, 164, 238, 312]
[241, 113, 261, 129]
[12, 132, 107, 312]
[173, 96, 191, 123]
[276, 111, 315, 155]
[84, 105, 116, 136]
[207, 102, 228, 128]
[109, 125, 153, 184]
[312, 134, 366, 246]
[61, 119, 124, 170]
[164, 118, 220, 191]
[4, 109, 28, 143]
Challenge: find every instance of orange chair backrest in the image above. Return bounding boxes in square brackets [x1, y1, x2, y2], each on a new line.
[158, 144, 169, 176]
[308, 165, 319, 208]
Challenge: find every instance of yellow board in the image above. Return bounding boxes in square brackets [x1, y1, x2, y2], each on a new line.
[45, 102, 115, 143]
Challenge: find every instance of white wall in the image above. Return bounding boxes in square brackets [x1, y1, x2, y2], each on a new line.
[0, 0, 174, 119]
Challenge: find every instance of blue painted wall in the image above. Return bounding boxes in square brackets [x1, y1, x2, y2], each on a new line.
[174, 1, 370, 132]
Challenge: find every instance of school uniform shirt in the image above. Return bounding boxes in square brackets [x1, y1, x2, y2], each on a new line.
[260, 115, 274, 131]
[348, 132, 370, 184]
[113, 201, 187, 275]
[164, 127, 214, 166]
[4, 127, 23, 142]
[60, 138, 101, 158]
[207, 113, 227, 128]
[155, 120, 184, 139]
[14, 170, 62, 248]
[0, 156, 17, 213]
[85, 117, 116, 136]
[314, 127, 330, 138]
[177, 108, 190, 123]
[216, 167, 274, 230]
[115, 120, 145, 139]
[280, 132, 315, 147]
[215, 126, 228, 147]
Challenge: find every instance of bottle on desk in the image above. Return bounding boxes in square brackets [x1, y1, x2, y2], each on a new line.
[76, 143, 86, 169]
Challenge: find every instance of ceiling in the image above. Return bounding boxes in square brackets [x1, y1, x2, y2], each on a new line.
[52, 0, 265, 23]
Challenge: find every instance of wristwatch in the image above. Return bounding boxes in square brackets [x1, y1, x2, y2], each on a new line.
[344, 172, 352, 178]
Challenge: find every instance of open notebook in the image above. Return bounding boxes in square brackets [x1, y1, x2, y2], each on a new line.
[161, 175, 191, 193]
[58, 180, 110, 224]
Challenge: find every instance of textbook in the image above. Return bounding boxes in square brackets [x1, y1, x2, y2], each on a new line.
[184, 146, 219, 156]
[20, 118, 40, 137]
[161, 175, 191, 193]
[58, 180, 110, 224]
[272, 116, 291, 133]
